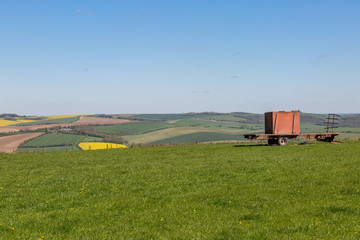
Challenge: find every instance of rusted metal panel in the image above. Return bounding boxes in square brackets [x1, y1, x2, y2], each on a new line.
[265, 111, 300, 134]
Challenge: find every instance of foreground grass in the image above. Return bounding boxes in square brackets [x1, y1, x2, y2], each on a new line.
[0, 141, 359, 239]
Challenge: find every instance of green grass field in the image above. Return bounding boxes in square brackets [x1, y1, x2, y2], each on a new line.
[19, 133, 101, 147]
[17, 145, 81, 153]
[149, 132, 245, 145]
[200, 114, 246, 122]
[17, 133, 102, 152]
[123, 127, 248, 145]
[172, 119, 263, 131]
[0, 131, 36, 137]
[95, 121, 173, 135]
[1, 141, 360, 239]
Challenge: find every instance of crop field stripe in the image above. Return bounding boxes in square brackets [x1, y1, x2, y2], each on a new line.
[17, 145, 81, 153]
[0, 120, 19, 127]
[95, 121, 173, 135]
[45, 114, 89, 120]
[131, 114, 184, 120]
[20, 133, 102, 147]
[130, 113, 224, 121]
[0, 119, 35, 126]
[123, 127, 251, 145]
[14, 117, 80, 126]
[172, 118, 263, 131]
[78, 142, 127, 150]
[149, 132, 245, 145]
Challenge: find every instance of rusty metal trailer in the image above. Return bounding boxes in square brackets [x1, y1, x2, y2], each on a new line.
[244, 111, 339, 146]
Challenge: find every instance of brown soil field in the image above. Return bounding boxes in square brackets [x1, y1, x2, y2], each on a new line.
[0, 117, 132, 133]
[0, 132, 45, 153]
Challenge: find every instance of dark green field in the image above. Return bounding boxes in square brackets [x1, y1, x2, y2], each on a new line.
[149, 132, 245, 145]
[18, 146, 82, 152]
[17, 133, 102, 152]
[1, 141, 360, 239]
[95, 121, 173, 135]
[0, 131, 35, 137]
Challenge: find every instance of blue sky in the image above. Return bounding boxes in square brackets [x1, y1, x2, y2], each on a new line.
[1, 0, 359, 115]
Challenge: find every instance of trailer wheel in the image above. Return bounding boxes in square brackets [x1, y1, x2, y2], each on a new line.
[278, 137, 288, 146]
[324, 136, 335, 142]
[268, 139, 277, 146]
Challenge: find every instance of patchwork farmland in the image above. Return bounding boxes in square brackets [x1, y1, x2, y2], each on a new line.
[17, 133, 102, 153]
[0, 112, 360, 153]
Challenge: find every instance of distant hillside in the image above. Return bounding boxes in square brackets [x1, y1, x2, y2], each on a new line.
[2, 112, 360, 153]
[110, 112, 359, 128]
[339, 115, 360, 128]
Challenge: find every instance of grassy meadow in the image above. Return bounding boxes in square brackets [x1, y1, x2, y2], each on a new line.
[0, 141, 360, 239]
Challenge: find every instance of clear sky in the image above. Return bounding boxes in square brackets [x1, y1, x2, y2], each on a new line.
[1, 0, 359, 115]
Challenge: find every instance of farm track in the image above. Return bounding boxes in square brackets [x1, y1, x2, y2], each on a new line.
[0, 117, 132, 133]
[0, 132, 45, 153]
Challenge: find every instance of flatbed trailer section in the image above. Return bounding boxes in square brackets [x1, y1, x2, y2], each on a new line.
[244, 132, 338, 146]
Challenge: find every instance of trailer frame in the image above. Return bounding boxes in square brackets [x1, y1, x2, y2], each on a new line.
[244, 132, 338, 146]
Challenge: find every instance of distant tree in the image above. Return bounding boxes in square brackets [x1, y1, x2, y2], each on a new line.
[71, 126, 127, 144]
[95, 114, 114, 118]
[0, 113, 19, 118]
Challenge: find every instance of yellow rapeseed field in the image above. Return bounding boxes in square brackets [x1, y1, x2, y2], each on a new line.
[0, 119, 17, 126]
[16, 120, 36, 124]
[0, 114, 89, 126]
[78, 142, 127, 150]
[0, 119, 36, 126]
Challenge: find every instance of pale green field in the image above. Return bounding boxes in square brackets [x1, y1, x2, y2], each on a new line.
[123, 127, 250, 145]
[301, 124, 360, 140]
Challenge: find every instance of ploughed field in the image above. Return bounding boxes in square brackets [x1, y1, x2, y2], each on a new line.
[0, 141, 359, 239]
[0, 132, 44, 153]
